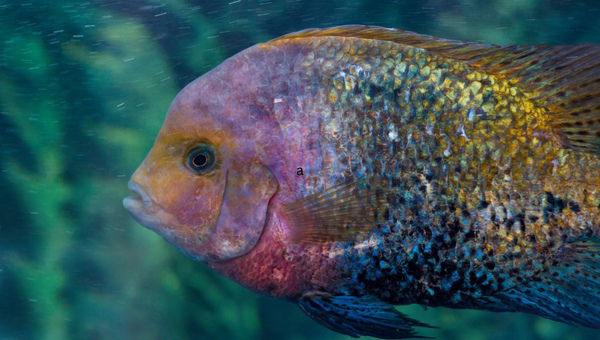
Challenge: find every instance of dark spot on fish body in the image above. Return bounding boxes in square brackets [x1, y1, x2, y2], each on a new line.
[485, 261, 496, 270]
[440, 260, 458, 276]
[510, 234, 519, 246]
[468, 271, 477, 286]
[525, 234, 536, 244]
[506, 218, 515, 230]
[383, 208, 390, 220]
[477, 272, 489, 285]
[393, 87, 403, 100]
[368, 83, 386, 97]
[464, 230, 477, 241]
[516, 212, 527, 232]
[444, 215, 462, 239]
[568, 201, 580, 212]
[515, 276, 523, 283]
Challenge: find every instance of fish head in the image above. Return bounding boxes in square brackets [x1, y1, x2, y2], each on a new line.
[123, 70, 279, 262]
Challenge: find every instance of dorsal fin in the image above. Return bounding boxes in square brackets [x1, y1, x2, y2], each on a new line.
[275, 25, 600, 152]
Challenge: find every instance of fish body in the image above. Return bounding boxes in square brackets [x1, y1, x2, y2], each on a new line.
[124, 26, 600, 338]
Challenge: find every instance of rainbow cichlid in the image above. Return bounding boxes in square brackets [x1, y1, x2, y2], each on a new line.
[123, 26, 600, 338]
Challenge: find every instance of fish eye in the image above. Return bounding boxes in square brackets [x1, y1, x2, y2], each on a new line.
[186, 145, 216, 173]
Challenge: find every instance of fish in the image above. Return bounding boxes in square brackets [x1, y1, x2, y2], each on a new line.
[123, 25, 600, 338]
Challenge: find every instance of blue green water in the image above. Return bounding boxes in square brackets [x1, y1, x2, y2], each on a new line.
[1, 1, 599, 339]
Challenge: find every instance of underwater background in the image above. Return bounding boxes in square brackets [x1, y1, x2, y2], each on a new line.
[1, 0, 600, 339]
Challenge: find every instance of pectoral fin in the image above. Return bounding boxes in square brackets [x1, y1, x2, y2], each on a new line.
[297, 292, 433, 339]
[282, 179, 397, 244]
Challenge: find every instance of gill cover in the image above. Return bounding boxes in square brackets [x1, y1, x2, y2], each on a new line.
[195, 163, 278, 262]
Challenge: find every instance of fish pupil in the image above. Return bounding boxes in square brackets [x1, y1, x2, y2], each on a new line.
[187, 145, 215, 172]
[193, 153, 207, 167]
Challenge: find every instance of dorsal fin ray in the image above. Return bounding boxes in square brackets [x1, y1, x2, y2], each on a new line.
[274, 25, 600, 152]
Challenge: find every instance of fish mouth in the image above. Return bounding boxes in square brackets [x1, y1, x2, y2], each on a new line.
[123, 180, 175, 235]
[124, 180, 155, 212]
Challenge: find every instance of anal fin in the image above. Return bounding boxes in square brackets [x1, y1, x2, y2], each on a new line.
[297, 292, 433, 339]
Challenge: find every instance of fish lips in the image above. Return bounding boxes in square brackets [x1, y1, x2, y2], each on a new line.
[123, 180, 179, 238]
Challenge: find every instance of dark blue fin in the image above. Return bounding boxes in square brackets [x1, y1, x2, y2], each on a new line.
[297, 292, 434, 339]
[492, 239, 600, 328]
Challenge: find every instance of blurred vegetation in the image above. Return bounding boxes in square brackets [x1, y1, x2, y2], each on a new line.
[0, 0, 599, 339]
